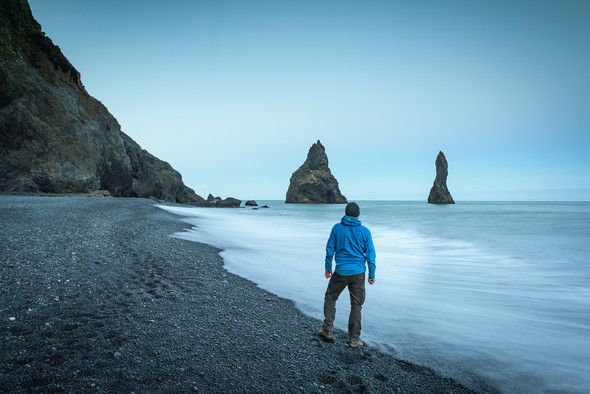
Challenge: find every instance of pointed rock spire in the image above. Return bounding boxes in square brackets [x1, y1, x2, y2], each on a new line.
[428, 151, 455, 204]
[285, 140, 347, 204]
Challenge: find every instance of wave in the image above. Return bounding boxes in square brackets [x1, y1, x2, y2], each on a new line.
[159, 202, 590, 393]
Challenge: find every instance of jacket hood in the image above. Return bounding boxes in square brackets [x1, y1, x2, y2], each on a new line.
[341, 215, 361, 226]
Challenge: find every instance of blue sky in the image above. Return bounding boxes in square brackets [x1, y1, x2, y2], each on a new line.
[28, 0, 590, 201]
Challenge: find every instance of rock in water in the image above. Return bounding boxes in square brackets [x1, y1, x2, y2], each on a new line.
[285, 140, 347, 204]
[428, 151, 455, 204]
[215, 197, 241, 208]
[0, 0, 207, 205]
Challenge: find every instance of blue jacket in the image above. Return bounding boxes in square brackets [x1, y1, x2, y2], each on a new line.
[325, 216, 376, 279]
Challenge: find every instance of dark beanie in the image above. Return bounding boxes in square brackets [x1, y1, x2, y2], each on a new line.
[345, 202, 360, 217]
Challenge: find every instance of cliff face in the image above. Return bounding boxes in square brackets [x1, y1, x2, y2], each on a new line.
[428, 151, 455, 204]
[0, 0, 206, 204]
[285, 140, 347, 204]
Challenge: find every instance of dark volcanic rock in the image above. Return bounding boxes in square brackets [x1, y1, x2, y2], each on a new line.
[286, 140, 347, 204]
[204, 194, 242, 208]
[428, 151, 455, 204]
[215, 197, 241, 208]
[0, 0, 207, 205]
[245, 200, 257, 206]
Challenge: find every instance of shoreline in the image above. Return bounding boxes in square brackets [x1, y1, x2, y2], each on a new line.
[0, 196, 493, 392]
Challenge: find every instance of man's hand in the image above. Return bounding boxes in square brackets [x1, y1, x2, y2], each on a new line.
[325, 271, 332, 279]
[368, 278, 375, 285]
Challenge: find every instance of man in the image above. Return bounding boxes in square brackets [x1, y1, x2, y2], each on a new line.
[319, 202, 376, 348]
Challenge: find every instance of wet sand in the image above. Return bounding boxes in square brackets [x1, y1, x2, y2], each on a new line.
[0, 196, 488, 392]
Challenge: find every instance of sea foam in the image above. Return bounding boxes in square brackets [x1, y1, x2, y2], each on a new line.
[160, 201, 590, 393]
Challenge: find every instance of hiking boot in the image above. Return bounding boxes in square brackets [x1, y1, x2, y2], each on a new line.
[349, 339, 364, 348]
[318, 329, 333, 342]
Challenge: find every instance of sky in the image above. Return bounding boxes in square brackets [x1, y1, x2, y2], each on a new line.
[27, 0, 590, 201]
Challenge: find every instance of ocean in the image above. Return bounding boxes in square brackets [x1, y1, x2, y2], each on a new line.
[159, 201, 590, 393]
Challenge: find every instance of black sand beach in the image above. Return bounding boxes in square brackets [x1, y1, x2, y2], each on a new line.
[0, 196, 485, 393]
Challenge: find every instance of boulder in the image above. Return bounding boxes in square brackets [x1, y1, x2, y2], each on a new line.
[87, 190, 111, 197]
[245, 200, 258, 206]
[428, 151, 455, 204]
[285, 140, 347, 204]
[0, 0, 207, 205]
[215, 197, 241, 208]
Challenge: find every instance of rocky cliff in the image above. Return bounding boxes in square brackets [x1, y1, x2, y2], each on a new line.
[0, 0, 207, 204]
[428, 151, 455, 204]
[285, 140, 347, 204]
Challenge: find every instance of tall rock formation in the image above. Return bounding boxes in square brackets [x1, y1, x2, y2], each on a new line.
[428, 151, 455, 204]
[286, 140, 347, 204]
[0, 0, 206, 204]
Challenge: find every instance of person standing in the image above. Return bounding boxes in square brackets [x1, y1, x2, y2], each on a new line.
[319, 202, 376, 347]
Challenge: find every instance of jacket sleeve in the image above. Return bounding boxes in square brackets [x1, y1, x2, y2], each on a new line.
[325, 226, 336, 272]
[364, 228, 376, 279]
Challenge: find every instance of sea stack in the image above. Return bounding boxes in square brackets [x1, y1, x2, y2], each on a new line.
[0, 0, 206, 205]
[285, 140, 347, 204]
[428, 151, 455, 204]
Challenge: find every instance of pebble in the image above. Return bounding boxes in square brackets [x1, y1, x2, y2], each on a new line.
[0, 196, 478, 394]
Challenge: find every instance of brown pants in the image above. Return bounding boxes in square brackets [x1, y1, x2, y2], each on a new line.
[322, 272, 366, 340]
